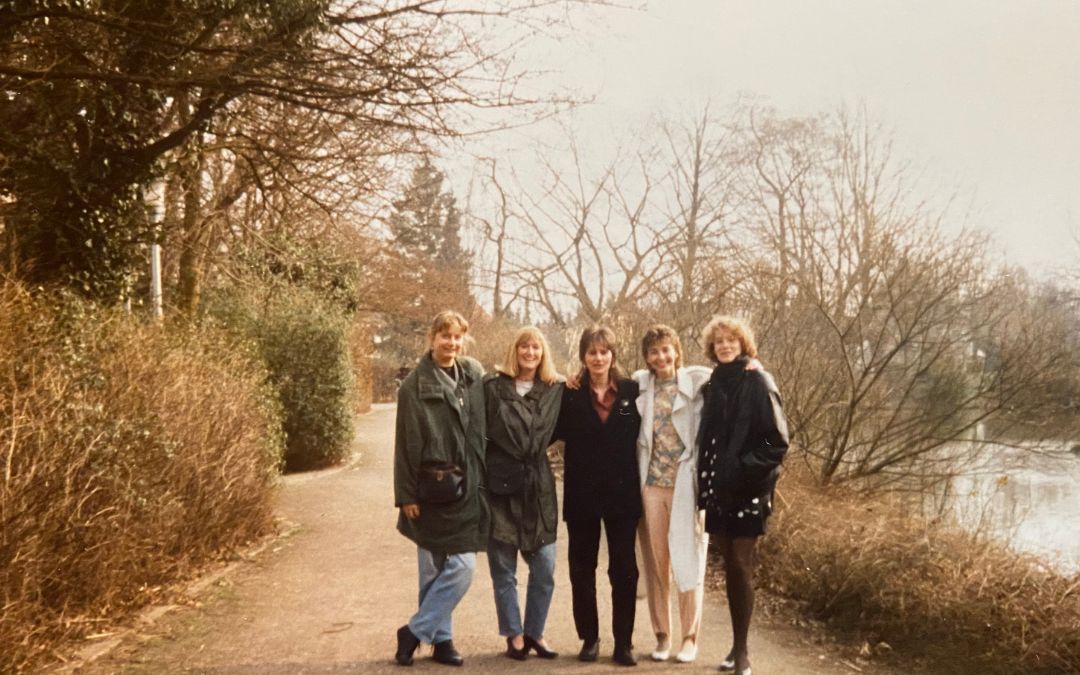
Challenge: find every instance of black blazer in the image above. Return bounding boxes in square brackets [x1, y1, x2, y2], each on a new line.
[555, 376, 642, 521]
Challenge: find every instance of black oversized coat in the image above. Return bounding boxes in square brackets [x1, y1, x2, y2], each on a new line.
[697, 368, 789, 511]
[484, 373, 563, 552]
[555, 377, 642, 521]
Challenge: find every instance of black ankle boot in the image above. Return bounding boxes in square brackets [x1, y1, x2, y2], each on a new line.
[613, 644, 637, 667]
[578, 638, 599, 662]
[433, 640, 464, 667]
[395, 625, 420, 666]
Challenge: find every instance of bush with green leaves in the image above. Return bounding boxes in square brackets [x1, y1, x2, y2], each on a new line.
[207, 285, 355, 471]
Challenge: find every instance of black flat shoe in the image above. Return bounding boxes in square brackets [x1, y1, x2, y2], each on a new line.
[395, 625, 420, 666]
[505, 637, 528, 661]
[523, 634, 558, 659]
[578, 638, 600, 662]
[613, 644, 637, 667]
[433, 640, 464, 667]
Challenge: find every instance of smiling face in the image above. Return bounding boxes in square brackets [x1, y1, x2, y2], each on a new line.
[646, 339, 679, 379]
[583, 342, 613, 380]
[431, 327, 465, 367]
[712, 329, 743, 364]
[516, 338, 543, 378]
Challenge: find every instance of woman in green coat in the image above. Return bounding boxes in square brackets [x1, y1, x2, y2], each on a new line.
[393, 310, 489, 667]
[484, 326, 563, 661]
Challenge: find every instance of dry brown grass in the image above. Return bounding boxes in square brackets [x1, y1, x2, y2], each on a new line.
[757, 470, 1080, 673]
[0, 283, 283, 672]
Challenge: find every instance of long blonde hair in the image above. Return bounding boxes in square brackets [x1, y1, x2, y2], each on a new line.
[500, 326, 560, 384]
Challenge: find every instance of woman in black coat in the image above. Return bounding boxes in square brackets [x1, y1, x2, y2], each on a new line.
[554, 325, 642, 667]
[484, 326, 563, 661]
[697, 316, 788, 675]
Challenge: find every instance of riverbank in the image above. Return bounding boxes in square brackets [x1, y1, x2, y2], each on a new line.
[755, 474, 1080, 674]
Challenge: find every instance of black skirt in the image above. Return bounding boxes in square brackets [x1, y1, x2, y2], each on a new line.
[704, 490, 773, 539]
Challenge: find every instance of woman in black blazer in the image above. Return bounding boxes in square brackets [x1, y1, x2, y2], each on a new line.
[554, 325, 642, 667]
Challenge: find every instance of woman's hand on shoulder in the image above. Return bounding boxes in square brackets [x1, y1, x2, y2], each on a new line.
[565, 370, 582, 390]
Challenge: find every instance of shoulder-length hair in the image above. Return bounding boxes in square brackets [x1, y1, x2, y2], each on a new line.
[577, 325, 627, 381]
[640, 324, 684, 372]
[500, 326, 561, 384]
[701, 314, 758, 362]
[426, 310, 470, 351]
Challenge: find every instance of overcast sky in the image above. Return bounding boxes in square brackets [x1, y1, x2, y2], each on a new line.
[492, 0, 1080, 276]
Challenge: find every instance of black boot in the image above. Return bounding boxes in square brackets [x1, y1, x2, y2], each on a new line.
[578, 638, 600, 662]
[433, 640, 464, 667]
[395, 625, 420, 666]
[613, 644, 637, 667]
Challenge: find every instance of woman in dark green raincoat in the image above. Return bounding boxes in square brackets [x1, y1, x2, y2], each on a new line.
[393, 310, 489, 668]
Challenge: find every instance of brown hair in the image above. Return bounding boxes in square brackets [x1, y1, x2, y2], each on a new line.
[499, 326, 561, 384]
[577, 325, 626, 381]
[426, 310, 469, 351]
[701, 315, 758, 362]
[640, 324, 684, 372]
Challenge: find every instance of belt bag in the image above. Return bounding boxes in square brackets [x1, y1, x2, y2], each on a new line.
[417, 462, 466, 504]
[486, 454, 526, 496]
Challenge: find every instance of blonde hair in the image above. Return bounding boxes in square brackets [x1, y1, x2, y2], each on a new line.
[640, 324, 684, 372]
[427, 310, 469, 351]
[500, 326, 560, 384]
[701, 315, 758, 362]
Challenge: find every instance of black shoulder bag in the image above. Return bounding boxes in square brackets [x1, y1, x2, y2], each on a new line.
[417, 462, 466, 504]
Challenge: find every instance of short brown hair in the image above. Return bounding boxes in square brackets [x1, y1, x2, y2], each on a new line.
[427, 310, 469, 350]
[701, 315, 757, 362]
[640, 324, 683, 372]
[577, 325, 626, 381]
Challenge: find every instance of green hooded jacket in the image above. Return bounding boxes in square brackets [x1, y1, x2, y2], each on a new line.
[394, 352, 489, 554]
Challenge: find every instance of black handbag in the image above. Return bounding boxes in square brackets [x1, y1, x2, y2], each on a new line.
[486, 455, 526, 496]
[417, 463, 466, 504]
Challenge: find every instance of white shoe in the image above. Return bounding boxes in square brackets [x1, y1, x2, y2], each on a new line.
[650, 640, 671, 661]
[675, 640, 698, 663]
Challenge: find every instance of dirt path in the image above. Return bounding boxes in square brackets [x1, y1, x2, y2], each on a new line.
[73, 405, 894, 674]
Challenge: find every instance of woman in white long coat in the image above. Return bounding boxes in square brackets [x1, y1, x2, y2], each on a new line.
[632, 325, 710, 664]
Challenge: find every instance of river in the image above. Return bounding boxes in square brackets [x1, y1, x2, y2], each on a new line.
[948, 442, 1080, 574]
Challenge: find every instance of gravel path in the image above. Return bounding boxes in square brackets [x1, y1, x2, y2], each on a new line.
[72, 404, 894, 674]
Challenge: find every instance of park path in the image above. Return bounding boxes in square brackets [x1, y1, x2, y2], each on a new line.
[72, 405, 887, 674]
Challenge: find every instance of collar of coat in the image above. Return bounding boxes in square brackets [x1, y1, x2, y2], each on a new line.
[415, 352, 482, 428]
[491, 371, 554, 402]
[637, 367, 700, 410]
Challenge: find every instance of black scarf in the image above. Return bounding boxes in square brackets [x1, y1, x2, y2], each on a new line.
[704, 354, 749, 434]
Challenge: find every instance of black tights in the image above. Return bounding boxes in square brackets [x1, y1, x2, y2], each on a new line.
[717, 536, 757, 671]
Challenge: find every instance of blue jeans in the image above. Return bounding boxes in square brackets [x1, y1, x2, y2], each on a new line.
[408, 548, 476, 644]
[487, 539, 557, 639]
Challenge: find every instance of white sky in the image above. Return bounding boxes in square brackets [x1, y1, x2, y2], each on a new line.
[479, 0, 1080, 276]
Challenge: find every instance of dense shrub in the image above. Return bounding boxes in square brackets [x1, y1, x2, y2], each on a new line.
[755, 473, 1080, 673]
[207, 286, 355, 471]
[0, 283, 282, 673]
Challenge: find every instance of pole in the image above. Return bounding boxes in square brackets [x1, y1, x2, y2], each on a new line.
[147, 179, 165, 320]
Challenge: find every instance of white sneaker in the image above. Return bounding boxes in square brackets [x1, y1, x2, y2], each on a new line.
[650, 640, 671, 661]
[676, 640, 698, 663]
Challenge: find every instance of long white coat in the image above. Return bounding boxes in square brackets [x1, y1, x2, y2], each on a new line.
[634, 365, 711, 592]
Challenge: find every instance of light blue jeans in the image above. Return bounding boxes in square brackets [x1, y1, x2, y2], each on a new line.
[408, 548, 476, 644]
[487, 539, 557, 639]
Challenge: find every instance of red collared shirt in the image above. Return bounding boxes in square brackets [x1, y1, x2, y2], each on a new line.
[589, 378, 619, 423]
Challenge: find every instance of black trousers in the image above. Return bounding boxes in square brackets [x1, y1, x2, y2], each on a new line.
[566, 514, 639, 649]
